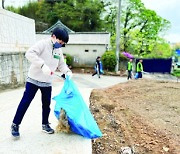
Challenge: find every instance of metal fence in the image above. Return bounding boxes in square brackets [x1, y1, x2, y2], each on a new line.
[0, 52, 30, 90]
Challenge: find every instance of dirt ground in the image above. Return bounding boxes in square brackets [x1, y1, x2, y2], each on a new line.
[90, 79, 180, 154]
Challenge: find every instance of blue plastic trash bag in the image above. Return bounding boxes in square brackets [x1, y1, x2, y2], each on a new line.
[53, 77, 102, 139]
[94, 61, 104, 74]
[134, 73, 138, 79]
[99, 61, 104, 74]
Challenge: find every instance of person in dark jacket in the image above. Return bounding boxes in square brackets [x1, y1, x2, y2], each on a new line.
[92, 56, 103, 78]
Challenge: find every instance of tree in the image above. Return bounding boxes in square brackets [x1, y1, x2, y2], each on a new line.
[143, 38, 172, 58]
[103, 5, 117, 34]
[6, 0, 106, 32]
[120, 0, 171, 55]
[6, 1, 50, 32]
[52, 0, 105, 32]
[106, 0, 171, 58]
[5, 0, 172, 58]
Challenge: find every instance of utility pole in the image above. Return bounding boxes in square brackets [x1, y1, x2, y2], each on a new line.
[2, 0, 5, 9]
[115, 0, 122, 72]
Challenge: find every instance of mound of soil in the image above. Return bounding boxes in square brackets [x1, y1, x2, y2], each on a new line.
[90, 79, 180, 154]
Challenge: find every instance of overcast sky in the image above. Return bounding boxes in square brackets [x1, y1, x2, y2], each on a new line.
[141, 0, 180, 43]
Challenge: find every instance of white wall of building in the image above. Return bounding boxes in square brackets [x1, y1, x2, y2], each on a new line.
[0, 0, 2, 8]
[68, 32, 110, 45]
[0, 8, 35, 52]
[36, 32, 110, 45]
[63, 44, 107, 66]
[36, 33, 110, 66]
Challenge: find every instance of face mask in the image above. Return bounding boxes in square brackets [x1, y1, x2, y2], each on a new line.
[53, 42, 62, 49]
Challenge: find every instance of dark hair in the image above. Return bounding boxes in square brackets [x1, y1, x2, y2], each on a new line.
[52, 28, 69, 43]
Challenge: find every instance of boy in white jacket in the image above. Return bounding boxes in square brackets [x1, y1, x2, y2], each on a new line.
[11, 28, 72, 138]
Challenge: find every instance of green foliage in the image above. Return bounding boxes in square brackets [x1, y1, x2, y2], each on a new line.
[103, 5, 117, 34]
[18, 2, 39, 20]
[172, 70, 180, 77]
[66, 54, 73, 67]
[101, 51, 117, 71]
[5, 0, 172, 60]
[110, 34, 116, 51]
[119, 54, 128, 61]
[36, 1, 52, 23]
[144, 39, 172, 58]
[106, 0, 171, 59]
[6, 6, 19, 13]
[6, 2, 40, 20]
[51, 0, 106, 32]
[120, 0, 171, 56]
[6, 0, 106, 32]
[6, 1, 49, 31]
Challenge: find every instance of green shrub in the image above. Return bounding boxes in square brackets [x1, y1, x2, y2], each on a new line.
[66, 54, 73, 67]
[172, 70, 180, 77]
[101, 51, 117, 71]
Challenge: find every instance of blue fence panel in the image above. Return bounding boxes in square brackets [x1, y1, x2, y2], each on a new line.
[136, 58, 172, 73]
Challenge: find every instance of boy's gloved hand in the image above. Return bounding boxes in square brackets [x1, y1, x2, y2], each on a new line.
[66, 71, 73, 79]
[41, 64, 53, 75]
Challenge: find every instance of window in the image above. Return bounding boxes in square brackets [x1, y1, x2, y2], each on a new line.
[85, 49, 89, 52]
[93, 49, 97, 52]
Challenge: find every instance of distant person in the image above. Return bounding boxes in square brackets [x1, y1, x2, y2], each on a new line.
[136, 59, 143, 79]
[127, 59, 133, 80]
[11, 28, 72, 139]
[92, 56, 103, 78]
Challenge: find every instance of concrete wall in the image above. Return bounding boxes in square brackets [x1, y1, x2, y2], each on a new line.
[0, 8, 35, 52]
[0, 52, 29, 89]
[63, 44, 106, 66]
[0, 8, 35, 88]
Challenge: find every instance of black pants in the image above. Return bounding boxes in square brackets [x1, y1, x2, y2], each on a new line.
[13, 82, 52, 125]
[138, 72, 142, 78]
[92, 71, 100, 78]
[127, 70, 132, 80]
